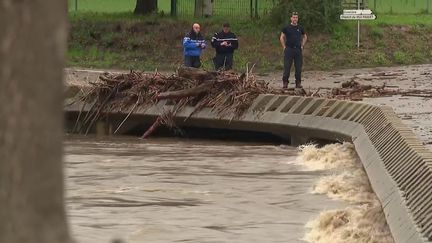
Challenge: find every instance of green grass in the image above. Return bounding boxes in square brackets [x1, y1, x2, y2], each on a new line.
[67, 12, 432, 72]
[365, 14, 432, 26]
[68, 0, 277, 17]
[68, 0, 171, 13]
[370, 0, 431, 14]
[67, 0, 432, 15]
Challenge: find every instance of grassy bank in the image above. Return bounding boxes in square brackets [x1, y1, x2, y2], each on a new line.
[68, 13, 432, 73]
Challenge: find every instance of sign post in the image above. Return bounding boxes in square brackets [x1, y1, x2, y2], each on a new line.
[340, 1, 376, 48]
[357, 0, 360, 49]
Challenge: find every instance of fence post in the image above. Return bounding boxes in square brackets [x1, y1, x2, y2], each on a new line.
[171, 0, 177, 16]
[255, 0, 258, 18]
[428, 0, 430, 13]
[250, 0, 253, 18]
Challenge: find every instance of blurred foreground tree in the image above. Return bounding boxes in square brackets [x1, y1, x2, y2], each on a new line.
[0, 0, 71, 243]
[134, 0, 158, 15]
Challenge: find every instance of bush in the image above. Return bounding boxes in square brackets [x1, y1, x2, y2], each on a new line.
[393, 51, 412, 64]
[373, 52, 390, 65]
[268, 0, 343, 32]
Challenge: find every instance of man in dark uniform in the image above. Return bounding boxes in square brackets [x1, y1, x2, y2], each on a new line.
[211, 23, 239, 70]
[280, 12, 308, 89]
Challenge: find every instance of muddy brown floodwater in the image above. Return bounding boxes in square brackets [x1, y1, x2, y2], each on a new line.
[66, 64, 422, 242]
[65, 136, 347, 243]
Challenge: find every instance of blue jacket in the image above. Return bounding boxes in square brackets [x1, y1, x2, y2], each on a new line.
[183, 32, 206, 57]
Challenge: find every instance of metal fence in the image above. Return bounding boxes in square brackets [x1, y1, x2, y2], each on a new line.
[68, 0, 431, 15]
[174, 0, 431, 17]
[175, 0, 276, 18]
[370, 0, 431, 13]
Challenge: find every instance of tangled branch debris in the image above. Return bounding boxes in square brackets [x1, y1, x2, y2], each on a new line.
[75, 67, 274, 137]
[73, 67, 432, 138]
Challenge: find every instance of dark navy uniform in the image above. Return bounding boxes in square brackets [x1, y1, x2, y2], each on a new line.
[211, 31, 238, 70]
[282, 24, 305, 88]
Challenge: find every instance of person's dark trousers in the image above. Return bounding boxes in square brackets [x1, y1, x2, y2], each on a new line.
[184, 56, 201, 68]
[213, 53, 233, 70]
[282, 47, 303, 88]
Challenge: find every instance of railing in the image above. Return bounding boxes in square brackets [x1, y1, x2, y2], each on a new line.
[68, 0, 431, 16]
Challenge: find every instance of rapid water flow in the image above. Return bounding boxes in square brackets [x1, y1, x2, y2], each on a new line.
[65, 136, 392, 243]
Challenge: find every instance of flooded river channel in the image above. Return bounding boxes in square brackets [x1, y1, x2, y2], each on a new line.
[65, 136, 391, 243]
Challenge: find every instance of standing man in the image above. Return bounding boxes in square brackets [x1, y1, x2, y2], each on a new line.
[280, 12, 307, 89]
[211, 23, 239, 71]
[183, 23, 206, 68]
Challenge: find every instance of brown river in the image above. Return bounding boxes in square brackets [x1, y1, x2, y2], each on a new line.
[65, 136, 393, 243]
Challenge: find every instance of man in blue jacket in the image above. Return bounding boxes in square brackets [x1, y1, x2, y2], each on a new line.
[211, 23, 238, 70]
[183, 23, 206, 68]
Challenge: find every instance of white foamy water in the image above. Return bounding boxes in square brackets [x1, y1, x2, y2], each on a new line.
[297, 143, 394, 243]
[296, 143, 358, 170]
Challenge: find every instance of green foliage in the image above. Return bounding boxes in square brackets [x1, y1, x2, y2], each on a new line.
[268, 0, 343, 32]
[370, 26, 384, 39]
[393, 51, 412, 64]
[373, 52, 390, 65]
[67, 13, 432, 72]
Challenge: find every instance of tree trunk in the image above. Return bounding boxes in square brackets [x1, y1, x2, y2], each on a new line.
[134, 0, 158, 15]
[203, 0, 213, 17]
[195, 0, 204, 17]
[157, 82, 214, 100]
[195, 0, 212, 17]
[178, 66, 217, 81]
[0, 0, 71, 243]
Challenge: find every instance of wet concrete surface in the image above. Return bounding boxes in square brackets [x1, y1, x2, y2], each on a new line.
[261, 64, 432, 150]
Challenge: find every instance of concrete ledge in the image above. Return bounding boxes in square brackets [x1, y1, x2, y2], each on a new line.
[65, 93, 432, 243]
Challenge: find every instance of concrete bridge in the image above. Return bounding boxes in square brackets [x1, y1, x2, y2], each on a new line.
[65, 91, 432, 243]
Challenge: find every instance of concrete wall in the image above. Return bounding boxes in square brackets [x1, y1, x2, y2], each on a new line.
[65, 94, 432, 243]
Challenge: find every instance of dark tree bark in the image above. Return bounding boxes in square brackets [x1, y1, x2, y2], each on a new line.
[134, 0, 157, 15]
[0, 0, 71, 243]
[195, 0, 213, 17]
[177, 66, 217, 81]
[157, 82, 214, 100]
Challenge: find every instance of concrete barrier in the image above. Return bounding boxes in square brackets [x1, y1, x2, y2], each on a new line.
[65, 93, 432, 243]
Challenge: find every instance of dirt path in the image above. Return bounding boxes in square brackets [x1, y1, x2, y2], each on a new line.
[65, 64, 432, 149]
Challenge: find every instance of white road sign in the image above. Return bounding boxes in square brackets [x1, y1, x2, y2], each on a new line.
[341, 5, 376, 48]
[343, 9, 373, 15]
[340, 14, 376, 20]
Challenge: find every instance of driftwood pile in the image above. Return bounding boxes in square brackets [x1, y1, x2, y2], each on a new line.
[74, 67, 273, 137]
[72, 67, 431, 138]
[328, 79, 432, 100]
